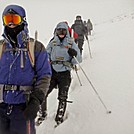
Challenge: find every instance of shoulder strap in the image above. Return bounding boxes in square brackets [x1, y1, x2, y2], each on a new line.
[28, 38, 35, 67]
[0, 40, 5, 59]
[28, 31, 38, 67]
[51, 38, 57, 46]
[0, 38, 35, 67]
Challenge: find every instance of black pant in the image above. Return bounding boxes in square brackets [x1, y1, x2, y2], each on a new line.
[41, 68, 71, 112]
[75, 38, 84, 54]
[0, 103, 35, 134]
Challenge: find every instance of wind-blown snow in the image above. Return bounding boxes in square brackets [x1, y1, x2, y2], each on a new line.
[0, 0, 134, 134]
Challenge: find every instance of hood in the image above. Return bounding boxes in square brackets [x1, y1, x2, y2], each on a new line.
[2, 5, 26, 18]
[56, 22, 68, 30]
[55, 22, 70, 38]
[2, 4, 29, 44]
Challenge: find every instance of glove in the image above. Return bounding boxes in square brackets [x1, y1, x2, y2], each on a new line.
[68, 48, 77, 57]
[24, 97, 40, 120]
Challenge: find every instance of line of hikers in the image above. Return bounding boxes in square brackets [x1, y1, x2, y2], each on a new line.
[0, 4, 93, 134]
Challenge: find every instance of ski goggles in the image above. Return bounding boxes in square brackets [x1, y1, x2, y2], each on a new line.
[56, 28, 67, 35]
[3, 14, 22, 26]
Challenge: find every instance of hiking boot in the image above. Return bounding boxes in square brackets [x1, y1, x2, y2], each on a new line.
[55, 114, 64, 124]
[40, 111, 47, 119]
[55, 101, 66, 124]
[36, 111, 47, 126]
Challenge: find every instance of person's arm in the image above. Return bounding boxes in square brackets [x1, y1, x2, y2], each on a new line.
[24, 41, 51, 120]
[34, 40, 51, 102]
[68, 41, 82, 64]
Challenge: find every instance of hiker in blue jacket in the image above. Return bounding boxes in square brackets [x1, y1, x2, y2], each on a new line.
[37, 22, 82, 125]
[0, 4, 51, 134]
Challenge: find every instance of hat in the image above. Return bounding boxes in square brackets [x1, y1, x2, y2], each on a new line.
[76, 15, 81, 19]
[56, 22, 68, 30]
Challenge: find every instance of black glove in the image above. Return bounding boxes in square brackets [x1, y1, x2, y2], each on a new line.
[68, 48, 77, 57]
[24, 97, 40, 120]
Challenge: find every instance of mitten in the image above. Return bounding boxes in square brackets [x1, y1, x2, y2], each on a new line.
[68, 48, 77, 57]
[24, 97, 40, 120]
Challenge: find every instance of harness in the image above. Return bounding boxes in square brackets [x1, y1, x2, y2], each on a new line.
[51, 61, 73, 68]
[50, 38, 74, 69]
[0, 84, 33, 91]
[0, 38, 35, 68]
[0, 38, 35, 94]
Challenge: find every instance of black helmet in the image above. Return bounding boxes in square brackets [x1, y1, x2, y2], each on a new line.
[76, 15, 81, 20]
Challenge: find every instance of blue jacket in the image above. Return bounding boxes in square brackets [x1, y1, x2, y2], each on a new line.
[46, 22, 82, 72]
[0, 31, 52, 104]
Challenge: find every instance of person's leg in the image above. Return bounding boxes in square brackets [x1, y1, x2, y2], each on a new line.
[10, 104, 36, 134]
[0, 103, 10, 134]
[39, 69, 58, 120]
[78, 39, 84, 55]
[40, 76, 57, 117]
[55, 71, 71, 123]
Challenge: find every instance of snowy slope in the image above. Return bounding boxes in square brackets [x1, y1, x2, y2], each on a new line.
[0, 0, 134, 134]
[36, 13, 134, 134]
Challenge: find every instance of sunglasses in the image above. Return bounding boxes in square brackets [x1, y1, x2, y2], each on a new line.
[56, 28, 67, 35]
[3, 14, 22, 26]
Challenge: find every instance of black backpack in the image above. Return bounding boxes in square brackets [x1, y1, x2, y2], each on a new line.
[74, 24, 84, 35]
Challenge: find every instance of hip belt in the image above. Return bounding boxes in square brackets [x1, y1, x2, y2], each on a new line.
[0, 84, 33, 91]
[51, 61, 73, 68]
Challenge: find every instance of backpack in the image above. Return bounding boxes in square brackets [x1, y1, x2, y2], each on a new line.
[0, 38, 35, 68]
[74, 24, 83, 35]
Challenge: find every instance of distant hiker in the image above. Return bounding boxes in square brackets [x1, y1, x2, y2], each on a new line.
[49, 21, 78, 43]
[87, 19, 93, 35]
[0, 4, 51, 134]
[83, 20, 88, 37]
[38, 22, 81, 125]
[71, 15, 87, 54]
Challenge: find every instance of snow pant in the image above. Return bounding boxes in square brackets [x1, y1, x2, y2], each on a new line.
[0, 102, 35, 134]
[87, 28, 91, 35]
[41, 68, 71, 114]
[75, 36, 84, 55]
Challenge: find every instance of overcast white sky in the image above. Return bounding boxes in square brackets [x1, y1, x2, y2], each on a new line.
[0, 0, 134, 43]
[0, 1, 134, 134]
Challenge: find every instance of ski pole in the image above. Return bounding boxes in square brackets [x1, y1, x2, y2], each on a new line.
[74, 65, 82, 86]
[35, 30, 38, 41]
[85, 35, 92, 59]
[24, 91, 31, 134]
[26, 120, 31, 134]
[73, 56, 111, 114]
